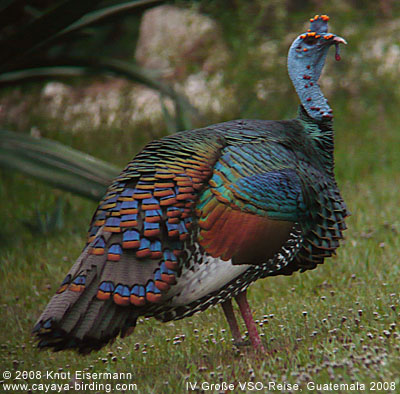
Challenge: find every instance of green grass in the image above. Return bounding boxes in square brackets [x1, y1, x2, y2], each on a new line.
[1, 111, 399, 393]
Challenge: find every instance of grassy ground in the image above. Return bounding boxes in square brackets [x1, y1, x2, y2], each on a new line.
[1, 5, 400, 394]
[1, 106, 399, 394]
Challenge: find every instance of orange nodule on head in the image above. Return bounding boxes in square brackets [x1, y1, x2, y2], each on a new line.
[310, 14, 329, 22]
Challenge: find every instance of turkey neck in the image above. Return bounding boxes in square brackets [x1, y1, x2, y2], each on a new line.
[287, 43, 333, 123]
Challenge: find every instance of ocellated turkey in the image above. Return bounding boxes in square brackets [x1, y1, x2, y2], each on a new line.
[34, 15, 349, 353]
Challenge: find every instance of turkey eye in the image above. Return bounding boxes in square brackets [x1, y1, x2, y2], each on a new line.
[303, 36, 317, 45]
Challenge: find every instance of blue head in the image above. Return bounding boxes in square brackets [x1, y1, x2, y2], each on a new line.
[288, 15, 347, 121]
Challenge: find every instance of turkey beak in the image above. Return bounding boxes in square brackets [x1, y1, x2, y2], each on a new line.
[332, 35, 347, 61]
[333, 36, 347, 45]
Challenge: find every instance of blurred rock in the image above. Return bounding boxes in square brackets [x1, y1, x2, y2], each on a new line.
[38, 80, 172, 133]
[134, 5, 236, 123]
[135, 5, 229, 80]
[180, 71, 234, 116]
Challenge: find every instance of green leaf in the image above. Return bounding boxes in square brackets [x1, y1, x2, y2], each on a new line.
[0, 0, 103, 70]
[21, 198, 65, 234]
[0, 129, 120, 201]
[58, 0, 164, 39]
[160, 95, 179, 134]
[48, 198, 65, 232]
[0, 1, 165, 72]
[0, 66, 88, 83]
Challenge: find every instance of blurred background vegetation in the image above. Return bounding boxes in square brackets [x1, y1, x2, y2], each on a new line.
[2, 0, 399, 238]
[0, 0, 399, 390]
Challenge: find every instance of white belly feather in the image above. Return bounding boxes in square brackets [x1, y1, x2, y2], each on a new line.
[167, 256, 251, 306]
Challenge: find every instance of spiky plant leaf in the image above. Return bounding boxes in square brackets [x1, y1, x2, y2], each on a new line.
[0, 0, 196, 132]
[58, 0, 164, 39]
[0, 130, 120, 200]
[22, 198, 65, 235]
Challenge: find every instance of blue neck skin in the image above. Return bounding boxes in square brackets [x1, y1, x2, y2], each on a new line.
[288, 36, 333, 122]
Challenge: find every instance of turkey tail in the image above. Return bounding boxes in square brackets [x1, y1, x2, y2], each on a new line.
[33, 235, 139, 353]
[32, 132, 222, 353]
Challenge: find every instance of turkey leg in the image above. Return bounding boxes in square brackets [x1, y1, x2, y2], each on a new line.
[221, 298, 242, 343]
[235, 290, 265, 352]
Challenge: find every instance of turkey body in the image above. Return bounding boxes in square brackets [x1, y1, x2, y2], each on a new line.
[34, 107, 348, 352]
[34, 14, 349, 352]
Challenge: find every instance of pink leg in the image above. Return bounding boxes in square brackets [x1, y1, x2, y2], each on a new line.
[221, 299, 242, 343]
[235, 290, 265, 352]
